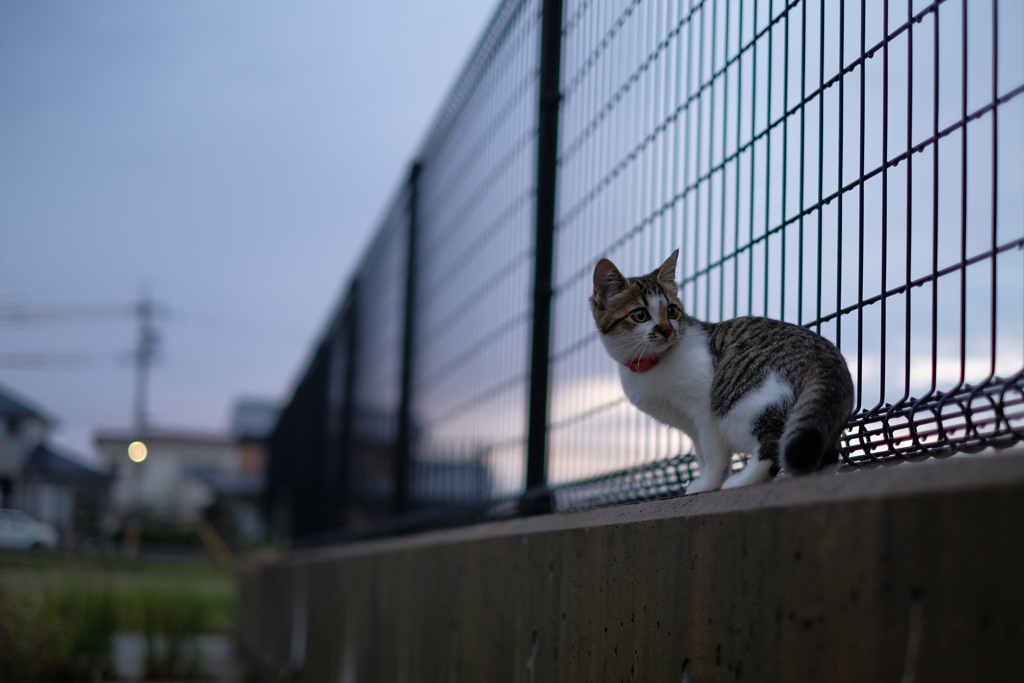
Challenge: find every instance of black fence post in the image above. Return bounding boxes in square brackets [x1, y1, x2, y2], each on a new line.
[522, 0, 564, 516]
[395, 161, 423, 515]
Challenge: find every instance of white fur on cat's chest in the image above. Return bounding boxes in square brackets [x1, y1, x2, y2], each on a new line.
[611, 328, 796, 460]
[615, 331, 717, 437]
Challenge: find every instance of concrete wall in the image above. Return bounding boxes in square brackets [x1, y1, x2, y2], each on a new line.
[237, 452, 1024, 682]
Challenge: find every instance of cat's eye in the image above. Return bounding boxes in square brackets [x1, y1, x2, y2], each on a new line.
[666, 304, 680, 319]
[630, 308, 649, 323]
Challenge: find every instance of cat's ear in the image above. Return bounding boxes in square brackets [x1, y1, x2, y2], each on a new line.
[653, 249, 679, 290]
[592, 258, 627, 306]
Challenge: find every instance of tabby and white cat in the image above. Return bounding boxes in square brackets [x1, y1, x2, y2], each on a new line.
[590, 250, 854, 493]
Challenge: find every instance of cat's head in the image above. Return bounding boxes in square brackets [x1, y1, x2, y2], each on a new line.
[589, 250, 686, 365]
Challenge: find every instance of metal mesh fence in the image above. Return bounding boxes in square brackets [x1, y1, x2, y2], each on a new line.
[347, 193, 409, 519]
[411, 0, 542, 504]
[269, 0, 1024, 542]
[549, 0, 1024, 491]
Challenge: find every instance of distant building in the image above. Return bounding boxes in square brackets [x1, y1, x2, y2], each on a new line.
[0, 382, 110, 540]
[19, 442, 110, 538]
[0, 383, 54, 505]
[222, 398, 279, 544]
[94, 398, 278, 545]
[233, 398, 278, 475]
[96, 427, 238, 523]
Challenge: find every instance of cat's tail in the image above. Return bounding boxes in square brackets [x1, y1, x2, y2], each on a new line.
[779, 371, 854, 475]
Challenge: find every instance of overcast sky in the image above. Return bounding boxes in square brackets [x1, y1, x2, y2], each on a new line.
[0, 0, 495, 462]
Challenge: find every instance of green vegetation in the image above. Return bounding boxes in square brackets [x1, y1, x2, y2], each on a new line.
[140, 590, 210, 680]
[0, 551, 235, 681]
[0, 550, 235, 632]
[0, 581, 115, 681]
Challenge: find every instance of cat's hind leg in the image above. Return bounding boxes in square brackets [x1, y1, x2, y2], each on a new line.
[722, 404, 785, 489]
[721, 456, 777, 488]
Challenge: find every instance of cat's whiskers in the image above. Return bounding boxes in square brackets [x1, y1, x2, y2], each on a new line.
[613, 336, 652, 364]
[609, 336, 644, 356]
[628, 340, 652, 365]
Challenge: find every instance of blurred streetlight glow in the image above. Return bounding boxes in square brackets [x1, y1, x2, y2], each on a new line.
[128, 441, 148, 462]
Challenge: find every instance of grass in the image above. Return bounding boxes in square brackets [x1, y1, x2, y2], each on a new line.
[0, 581, 115, 681]
[0, 550, 236, 681]
[0, 550, 235, 633]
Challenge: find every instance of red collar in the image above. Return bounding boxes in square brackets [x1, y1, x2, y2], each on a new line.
[624, 357, 659, 373]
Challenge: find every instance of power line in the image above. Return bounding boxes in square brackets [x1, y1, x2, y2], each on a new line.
[0, 351, 91, 369]
[0, 303, 132, 324]
[0, 297, 165, 433]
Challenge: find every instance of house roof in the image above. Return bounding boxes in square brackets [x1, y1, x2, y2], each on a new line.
[0, 382, 57, 425]
[95, 427, 235, 448]
[23, 442, 110, 485]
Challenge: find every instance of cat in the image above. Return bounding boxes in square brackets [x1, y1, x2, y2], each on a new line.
[589, 250, 854, 493]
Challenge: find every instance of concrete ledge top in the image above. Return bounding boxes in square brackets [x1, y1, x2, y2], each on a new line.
[284, 449, 1024, 566]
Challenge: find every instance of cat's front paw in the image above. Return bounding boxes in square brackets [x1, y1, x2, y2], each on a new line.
[684, 474, 723, 494]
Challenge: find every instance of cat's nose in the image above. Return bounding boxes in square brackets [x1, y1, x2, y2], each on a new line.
[654, 324, 673, 338]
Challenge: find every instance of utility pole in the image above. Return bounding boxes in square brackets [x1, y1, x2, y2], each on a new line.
[133, 293, 159, 434]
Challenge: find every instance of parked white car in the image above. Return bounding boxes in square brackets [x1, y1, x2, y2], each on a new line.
[0, 508, 59, 550]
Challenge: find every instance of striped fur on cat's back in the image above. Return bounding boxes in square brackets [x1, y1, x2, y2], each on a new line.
[589, 250, 854, 493]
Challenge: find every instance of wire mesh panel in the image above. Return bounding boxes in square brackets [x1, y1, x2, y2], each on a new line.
[409, 0, 542, 504]
[550, 0, 700, 487]
[347, 191, 410, 521]
[827, 0, 1024, 463]
[265, 340, 333, 537]
[548, 0, 1024, 494]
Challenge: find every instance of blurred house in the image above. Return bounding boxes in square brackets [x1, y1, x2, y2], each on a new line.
[210, 398, 278, 544]
[96, 427, 238, 523]
[18, 442, 111, 540]
[95, 398, 278, 545]
[0, 382, 54, 506]
[233, 398, 278, 474]
[0, 382, 110, 539]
